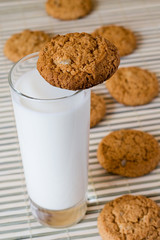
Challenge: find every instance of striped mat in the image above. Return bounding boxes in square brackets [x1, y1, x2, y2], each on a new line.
[0, 0, 160, 239]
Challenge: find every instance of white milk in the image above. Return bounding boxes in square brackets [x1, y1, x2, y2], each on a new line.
[12, 69, 90, 210]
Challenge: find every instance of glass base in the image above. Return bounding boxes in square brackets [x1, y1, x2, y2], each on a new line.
[30, 198, 87, 228]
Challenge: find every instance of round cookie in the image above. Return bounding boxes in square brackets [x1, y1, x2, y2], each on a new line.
[90, 92, 106, 128]
[4, 30, 51, 62]
[98, 195, 160, 240]
[106, 67, 159, 106]
[97, 129, 160, 177]
[37, 32, 120, 90]
[45, 0, 92, 20]
[92, 25, 136, 57]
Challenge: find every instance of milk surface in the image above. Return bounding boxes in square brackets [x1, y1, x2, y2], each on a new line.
[12, 69, 90, 210]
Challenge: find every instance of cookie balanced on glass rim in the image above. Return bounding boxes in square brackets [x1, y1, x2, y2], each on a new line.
[37, 32, 120, 90]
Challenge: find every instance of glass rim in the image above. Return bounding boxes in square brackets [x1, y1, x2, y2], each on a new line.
[8, 52, 82, 102]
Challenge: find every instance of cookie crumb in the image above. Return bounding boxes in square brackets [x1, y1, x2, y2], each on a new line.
[55, 58, 71, 65]
[121, 159, 126, 167]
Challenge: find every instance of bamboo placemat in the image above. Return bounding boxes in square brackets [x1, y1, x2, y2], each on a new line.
[0, 0, 160, 239]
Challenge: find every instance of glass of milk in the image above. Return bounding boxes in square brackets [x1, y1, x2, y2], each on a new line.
[8, 52, 90, 228]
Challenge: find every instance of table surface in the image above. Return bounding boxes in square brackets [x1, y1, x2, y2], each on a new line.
[0, 0, 160, 239]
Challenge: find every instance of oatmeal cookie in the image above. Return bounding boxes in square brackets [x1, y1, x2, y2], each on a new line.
[97, 129, 160, 177]
[90, 92, 106, 128]
[4, 29, 51, 62]
[98, 195, 160, 240]
[37, 32, 120, 90]
[92, 25, 136, 57]
[45, 0, 92, 20]
[106, 67, 159, 106]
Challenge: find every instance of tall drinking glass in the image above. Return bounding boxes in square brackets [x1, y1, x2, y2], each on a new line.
[8, 53, 90, 228]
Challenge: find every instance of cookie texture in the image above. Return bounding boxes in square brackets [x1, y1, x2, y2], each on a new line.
[90, 92, 106, 128]
[37, 32, 120, 90]
[106, 67, 159, 106]
[97, 129, 160, 177]
[4, 30, 51, 62]
[45, 0, 92, 20]
[98, 195, 160, 240]
[92, 25, 136, 57]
